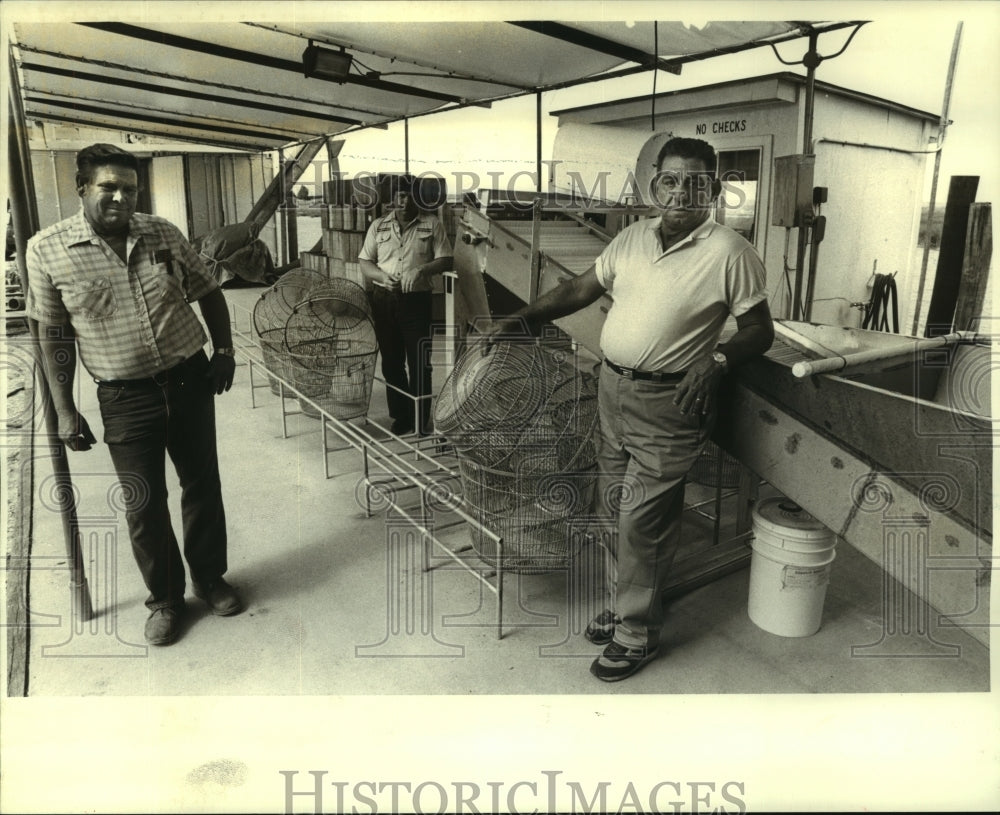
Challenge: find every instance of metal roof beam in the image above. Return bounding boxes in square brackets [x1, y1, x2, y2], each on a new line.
[26, 95, 299, 143]
[21, 61, 364, 127]
[28, 89, 312, 140]
[25, 110, 266, 152]
[507, 21, 683, 75]
[78, 22, 464, 104]
[15, 42, 391, 123]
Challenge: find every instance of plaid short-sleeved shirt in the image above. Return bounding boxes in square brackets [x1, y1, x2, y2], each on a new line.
[26, 210, 219, 380]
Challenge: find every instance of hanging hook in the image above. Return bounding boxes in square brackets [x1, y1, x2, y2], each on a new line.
[769, 22, 867, 68]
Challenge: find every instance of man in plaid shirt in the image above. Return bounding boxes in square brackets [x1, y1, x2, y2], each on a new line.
[26, 143, 244, 646]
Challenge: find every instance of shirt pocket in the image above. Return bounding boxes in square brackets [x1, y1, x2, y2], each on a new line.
[63, 277, 117, 320]
[154, 264, 186, 303]
[416, 232, 433, 260]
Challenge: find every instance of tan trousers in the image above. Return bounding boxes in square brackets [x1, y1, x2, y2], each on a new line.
[595, 365, 714, 649]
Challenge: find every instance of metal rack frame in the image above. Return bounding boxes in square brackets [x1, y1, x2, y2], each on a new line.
[233, 304, 510, 638]
[233, 299, 759, 641]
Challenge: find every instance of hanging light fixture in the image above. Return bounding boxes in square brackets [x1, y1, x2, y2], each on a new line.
[302, 41, 353, 81]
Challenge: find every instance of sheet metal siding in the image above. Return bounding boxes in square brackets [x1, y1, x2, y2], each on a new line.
[28, 151, 80, 229]
[149, 155, 189, 238]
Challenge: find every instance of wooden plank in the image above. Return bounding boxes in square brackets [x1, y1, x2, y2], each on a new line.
[924, 176, 979, 337]
[952, 203, 993, 331]
[773, 320, 840, 358]
[730, 354, 992, 538]
[528, 200, 542, 303]
[774, 320, 922, 356]
[663, 545, 751, 601]
[5, 442, 32, 697]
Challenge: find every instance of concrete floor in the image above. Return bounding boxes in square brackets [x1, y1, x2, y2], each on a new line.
[19, 287, 990, 697]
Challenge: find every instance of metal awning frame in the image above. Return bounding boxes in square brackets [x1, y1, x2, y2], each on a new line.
[79, 22, 469, 105]
[10, 19, 868, 154]
[329, 21, 869, 139]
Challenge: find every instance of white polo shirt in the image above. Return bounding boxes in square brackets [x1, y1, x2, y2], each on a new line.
[594, 216, 768, 373]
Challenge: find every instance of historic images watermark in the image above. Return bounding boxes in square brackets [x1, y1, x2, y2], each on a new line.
[282, 160, 750, 212]
[279, 769, 748, 814]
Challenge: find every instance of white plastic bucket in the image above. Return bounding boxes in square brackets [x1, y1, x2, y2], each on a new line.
[748, 497, 837, 637]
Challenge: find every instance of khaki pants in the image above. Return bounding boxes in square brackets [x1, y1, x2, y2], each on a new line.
[595, 365, 714, 648]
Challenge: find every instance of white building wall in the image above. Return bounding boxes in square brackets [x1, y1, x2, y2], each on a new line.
[807, 96, 932, 327]
[552, 76, 935, 329]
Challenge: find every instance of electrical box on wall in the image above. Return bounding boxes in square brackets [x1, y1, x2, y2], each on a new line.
[771, 154, 815, 227]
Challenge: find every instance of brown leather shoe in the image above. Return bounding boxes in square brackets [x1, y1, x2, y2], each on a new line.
[145, 606, 184, 646]
[193, 578, 244, 616]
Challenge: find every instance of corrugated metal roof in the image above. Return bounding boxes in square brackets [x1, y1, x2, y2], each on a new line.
[10, 20, 863, 153]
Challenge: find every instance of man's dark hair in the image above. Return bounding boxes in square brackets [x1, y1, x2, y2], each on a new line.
[75, 143, 140, 188]
[655, 137, 718, 174]
[386, 173, 415, 197]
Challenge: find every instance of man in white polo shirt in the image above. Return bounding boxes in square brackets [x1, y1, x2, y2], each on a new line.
[485, 137, 774, 681]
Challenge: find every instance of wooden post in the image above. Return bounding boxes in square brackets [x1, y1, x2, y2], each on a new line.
[8, 52, 95, 697]
[536, 92, 543, 194]
[284, 154, 299, 265]
[528, 199, 542, 303]
[924, 176, 979, 337]
[952, 203, 993, 332]
[325, 138, 344, 185]
[912, 22, 964, 335]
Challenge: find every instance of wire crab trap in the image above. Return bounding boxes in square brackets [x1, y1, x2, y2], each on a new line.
[688, 441, 742, 489]
[252, 268, 328, 395]
[435, 340, 600, 572]
[458, 458, 597, 574]
[283, 278, 378, 420]
[434, 341, 598, 468]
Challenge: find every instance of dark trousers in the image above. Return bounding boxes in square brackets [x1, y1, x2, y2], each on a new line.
[369, 288, 433, 432]
[97, 351, 228, 610]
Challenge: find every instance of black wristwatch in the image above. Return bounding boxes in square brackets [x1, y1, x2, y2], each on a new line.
[711, 351, 729, 372]
[214, 347, 235, 357]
